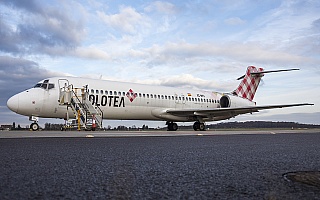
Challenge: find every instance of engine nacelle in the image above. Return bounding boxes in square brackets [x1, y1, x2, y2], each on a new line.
[220, 94, 255, 108]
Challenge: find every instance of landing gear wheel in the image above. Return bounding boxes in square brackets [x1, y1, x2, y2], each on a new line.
[30, 123, 39, 131]
[193, 122, 205, 131]
[199, 123, 205, 131]
[193, 122, 199, 131]
[167, 122, 178, 131]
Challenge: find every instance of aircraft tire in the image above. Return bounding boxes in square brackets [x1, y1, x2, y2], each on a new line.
[172, 123, 178, 131]
[168, 122, 178, 131]
[30, 123, 39, 131]
[199, 123, 205, 131]
[193, 122, 200, 131]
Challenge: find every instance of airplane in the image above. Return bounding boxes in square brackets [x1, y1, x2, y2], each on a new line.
[7, 66, 313, 131]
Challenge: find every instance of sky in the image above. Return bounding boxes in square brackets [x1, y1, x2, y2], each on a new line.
[0, 0, 319, 128]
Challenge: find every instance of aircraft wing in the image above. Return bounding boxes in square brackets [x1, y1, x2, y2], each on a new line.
[166, 103, 314, 119]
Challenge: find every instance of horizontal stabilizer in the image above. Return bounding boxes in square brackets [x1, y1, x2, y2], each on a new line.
[251, 68, 299, 75]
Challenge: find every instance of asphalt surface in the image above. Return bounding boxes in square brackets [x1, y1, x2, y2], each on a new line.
[1, 131, 320, 199]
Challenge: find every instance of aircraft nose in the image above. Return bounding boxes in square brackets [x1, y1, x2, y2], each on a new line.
[7, 94, 19, 113]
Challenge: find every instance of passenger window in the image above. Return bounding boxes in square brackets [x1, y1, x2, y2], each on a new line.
[150, 94, 153, 98]
[147, 94, 149, 98]
[158, 95, 161, 99]
[118, 92, 121, 96]
[179, 97, 181, 100]
[123, 92, 126, 96]
[139, 93, 141, 97]
[143, 94, 145, 98]
[100, 90, 103, 94]
[105, 91, 108, 95]
[161, 95, 164, 99]
[110, 91, 113, 95]
[165, 95, 167, 99]
[96, 90, 99, 94]
[168, 96, 171, 100]
[91, 89, 94, 93]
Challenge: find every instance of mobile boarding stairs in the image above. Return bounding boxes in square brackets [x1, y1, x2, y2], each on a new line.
[59, 85, 103, 131]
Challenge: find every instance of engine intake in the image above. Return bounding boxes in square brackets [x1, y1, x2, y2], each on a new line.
[220, 96, 230, 108]
[220, 95, 255, 108]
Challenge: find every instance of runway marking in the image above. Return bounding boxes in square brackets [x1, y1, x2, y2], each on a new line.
[85, 134, 94, 138]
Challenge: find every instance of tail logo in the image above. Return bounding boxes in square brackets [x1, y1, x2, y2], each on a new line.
[233, 66, 264, 101]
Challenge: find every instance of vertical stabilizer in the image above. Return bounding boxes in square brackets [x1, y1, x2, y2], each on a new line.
[233, 66, 264, 101]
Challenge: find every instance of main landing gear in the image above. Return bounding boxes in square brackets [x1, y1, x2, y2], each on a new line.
[193, 121, 206, 131]
[167, 122, 178, 131]
[166, 121, 206, 131]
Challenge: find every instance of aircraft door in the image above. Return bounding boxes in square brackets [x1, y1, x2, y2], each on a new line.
[41, 79, 58, 116]
[58, 79, 70, 101]
[58, 79, 70, 91]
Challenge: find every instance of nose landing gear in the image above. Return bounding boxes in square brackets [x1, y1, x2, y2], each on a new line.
[30, 122, 39, 131]
[29, 116, 40, 131]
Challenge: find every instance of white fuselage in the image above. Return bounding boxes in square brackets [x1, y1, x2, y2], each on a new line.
[7, 76, 255, 123]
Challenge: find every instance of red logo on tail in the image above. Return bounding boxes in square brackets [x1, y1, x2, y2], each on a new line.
[233, 66, 264, 101]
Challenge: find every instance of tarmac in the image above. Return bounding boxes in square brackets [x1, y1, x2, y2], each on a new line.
[1, 129, 320, 199]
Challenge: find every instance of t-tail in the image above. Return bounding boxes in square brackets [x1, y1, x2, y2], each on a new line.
[232, 66, 299, 101]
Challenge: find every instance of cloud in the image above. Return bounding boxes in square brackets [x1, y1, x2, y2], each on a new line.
[142, 41, 313, 67]
[0, 56, 64, 100]
[224, 17, 246, 25]
[2, 0, 44, 15]
[144, 1, 177, 14]
[97, 6, 150, 34]
[71, 47, 111, 60]
[0, 0, 86, 56]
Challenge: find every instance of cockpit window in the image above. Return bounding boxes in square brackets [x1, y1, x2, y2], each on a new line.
[41, 83, 48, 89]
[34, 83, 42, 88]
[48, 84, 54, 89]
[33, 79, 55, 90]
